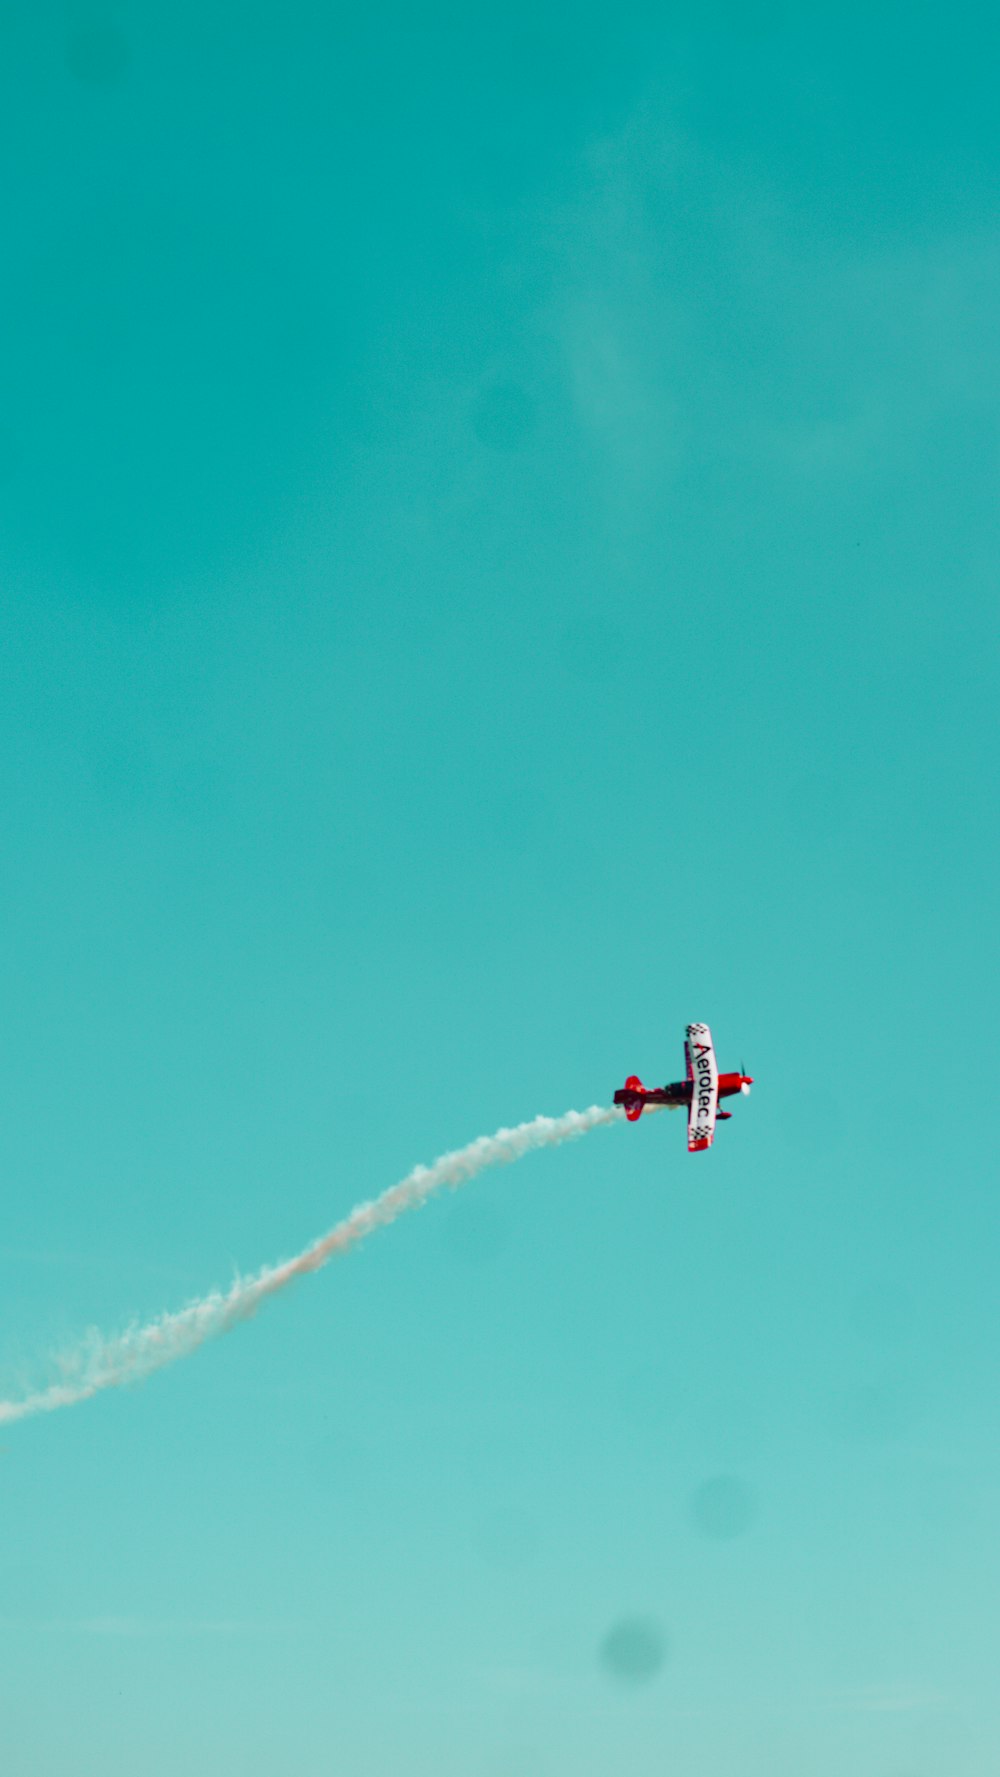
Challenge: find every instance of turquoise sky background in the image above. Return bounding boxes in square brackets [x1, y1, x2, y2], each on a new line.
[1, 3, 998, 1773]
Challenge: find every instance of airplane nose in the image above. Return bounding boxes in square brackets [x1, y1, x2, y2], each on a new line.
[741, 1076, 753, 1094]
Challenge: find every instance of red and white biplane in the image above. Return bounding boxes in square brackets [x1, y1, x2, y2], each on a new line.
[614, 1023, 753, 1153]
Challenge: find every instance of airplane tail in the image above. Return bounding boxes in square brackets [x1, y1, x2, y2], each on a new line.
[615, 1075, 646, 1121]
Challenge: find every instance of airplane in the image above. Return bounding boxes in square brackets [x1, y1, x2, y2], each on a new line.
[614, 1022, 753, 1153]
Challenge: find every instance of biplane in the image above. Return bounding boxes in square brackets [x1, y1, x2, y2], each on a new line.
[614, 1023, 752, 1153]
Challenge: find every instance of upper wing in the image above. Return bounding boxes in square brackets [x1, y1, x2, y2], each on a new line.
[686, 1021, 718, 1152]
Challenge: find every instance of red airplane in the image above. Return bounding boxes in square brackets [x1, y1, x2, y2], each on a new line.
[614, 1022, 753, 1152]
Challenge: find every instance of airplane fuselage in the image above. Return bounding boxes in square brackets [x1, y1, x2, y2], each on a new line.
[615, 1072, 748, 1109]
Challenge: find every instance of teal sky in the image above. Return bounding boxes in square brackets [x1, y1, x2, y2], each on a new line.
[2, 3, 998, 1773]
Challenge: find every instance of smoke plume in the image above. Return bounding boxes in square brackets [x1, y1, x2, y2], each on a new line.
[0, 1104, 622, 1427]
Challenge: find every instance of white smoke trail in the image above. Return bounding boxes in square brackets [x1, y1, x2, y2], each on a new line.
[0, 1104, 622, 1427]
